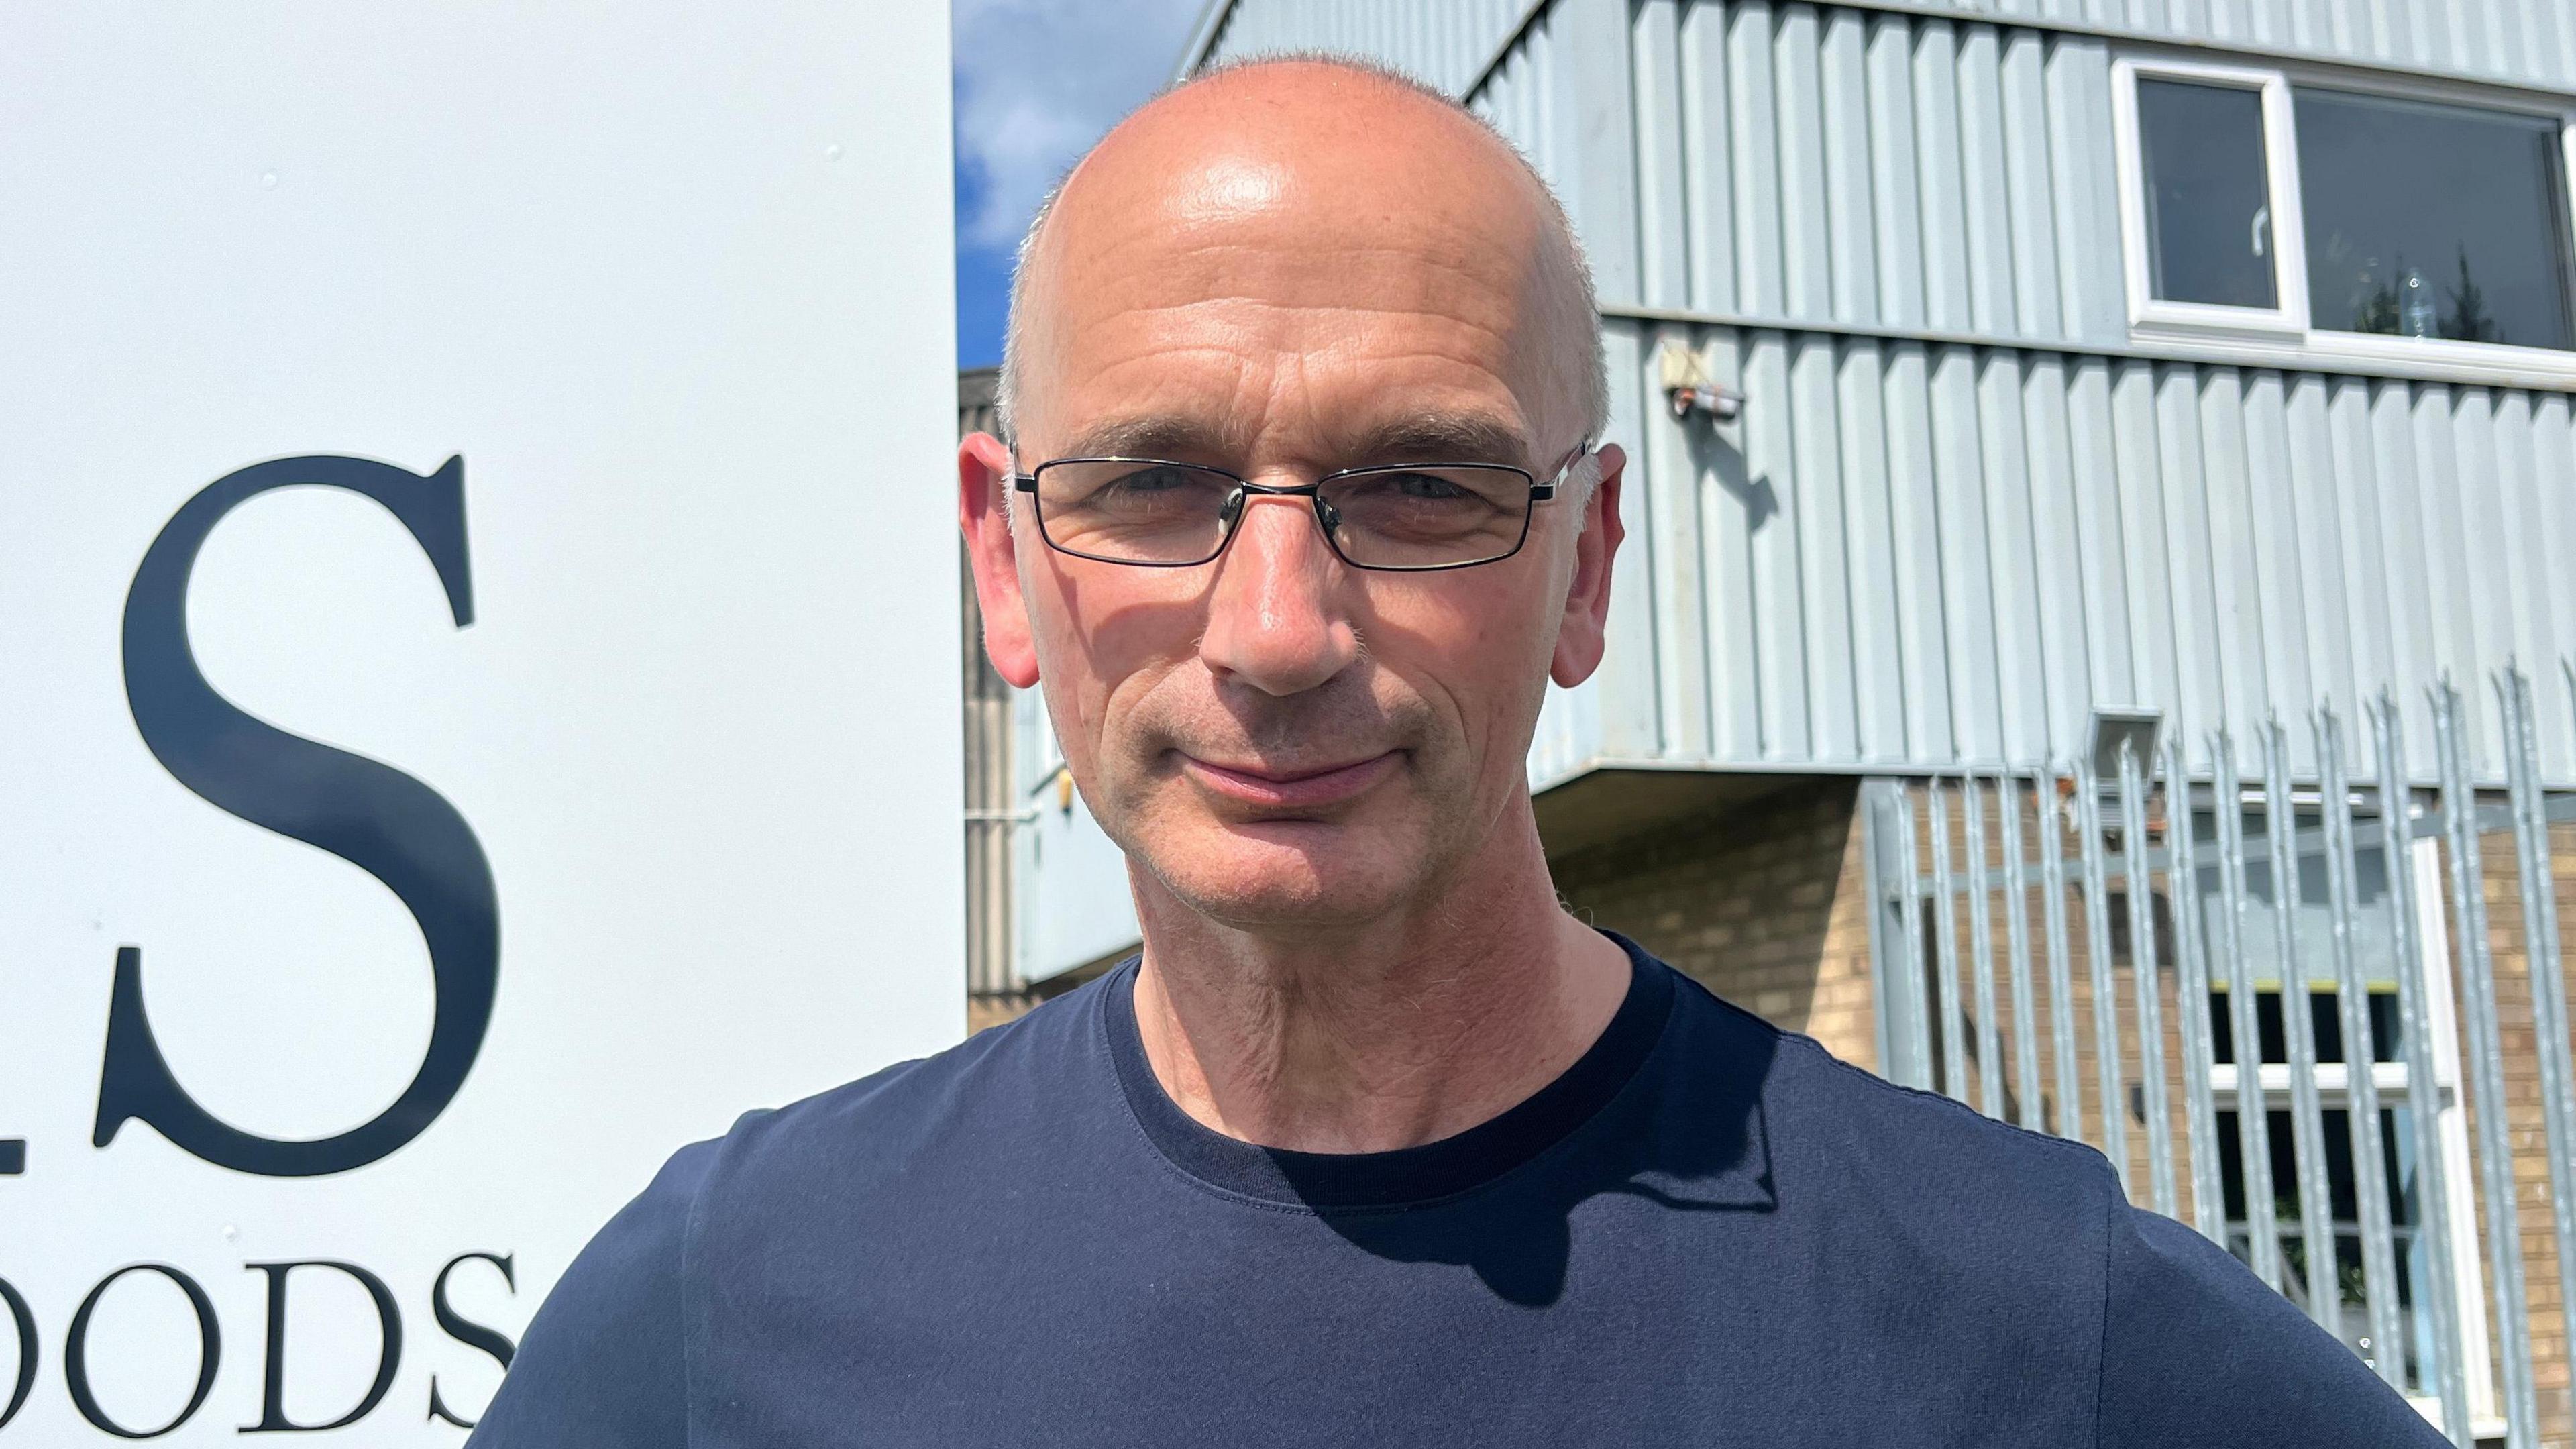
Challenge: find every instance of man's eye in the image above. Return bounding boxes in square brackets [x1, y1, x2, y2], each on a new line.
[1393, 472, 1468, 499]
[1105, 466, 1198, 494]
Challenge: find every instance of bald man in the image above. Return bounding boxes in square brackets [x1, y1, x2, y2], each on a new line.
[473, 58, 2440, 1447]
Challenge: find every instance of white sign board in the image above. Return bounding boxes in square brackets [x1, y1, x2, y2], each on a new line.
[0, 5, 959, 1439]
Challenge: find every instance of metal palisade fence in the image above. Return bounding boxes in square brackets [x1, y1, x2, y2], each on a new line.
[1861, 667, 2576, 1449]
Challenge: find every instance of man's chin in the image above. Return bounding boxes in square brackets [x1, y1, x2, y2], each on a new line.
[1134, 820, 1424, 932]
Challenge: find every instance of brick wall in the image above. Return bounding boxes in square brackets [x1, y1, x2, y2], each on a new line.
[1548, 777, 1879, 1071]
[2464, 818, 2576, 1447]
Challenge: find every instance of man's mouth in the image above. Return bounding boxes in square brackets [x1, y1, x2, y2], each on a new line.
[1176, 751, 1401, 810]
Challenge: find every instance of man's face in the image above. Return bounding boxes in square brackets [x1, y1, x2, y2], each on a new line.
[965, 85, 1622, 932]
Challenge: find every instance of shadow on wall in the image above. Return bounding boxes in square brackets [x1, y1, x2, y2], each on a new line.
[1547, 775, 1861, 1045]
[1680, 409, 1776, 531]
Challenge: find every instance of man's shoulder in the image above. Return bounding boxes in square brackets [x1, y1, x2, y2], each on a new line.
[467, 980, 1120, 1444]
[1660, 967, 2123, 1240]
[699, 971, 1117, 1198]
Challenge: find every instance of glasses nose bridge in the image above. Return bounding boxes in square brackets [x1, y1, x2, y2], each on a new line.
[1221, 477, 1336, 555]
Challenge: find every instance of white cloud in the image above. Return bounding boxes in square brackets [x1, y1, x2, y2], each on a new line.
[953, 0, 1210, 252]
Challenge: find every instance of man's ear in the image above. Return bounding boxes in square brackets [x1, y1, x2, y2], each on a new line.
[1550, 443, 1624, 688]
[959, 431, 1041, 689]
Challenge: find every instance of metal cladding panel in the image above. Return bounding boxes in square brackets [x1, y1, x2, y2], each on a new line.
[1014, 780, 1143, 982]
[1477, 0, 2576, 789]
[1606, 3, 2130, 350]
[1201, 0, 1532, 93]
[1193, 0, 2576, 98]
[1911, 0, 2576, 91]
[1607, 318, 2576, 784]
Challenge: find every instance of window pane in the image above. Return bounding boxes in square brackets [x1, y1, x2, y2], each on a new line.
[2219, 1106, 2430, 1390]
[2211, 987, 2402, 1067]
[2137, 79, 2278, 308]
[2297, 89, 2575, 350]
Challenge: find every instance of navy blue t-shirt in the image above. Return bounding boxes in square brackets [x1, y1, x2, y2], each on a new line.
[470, 935, 2440, 1446]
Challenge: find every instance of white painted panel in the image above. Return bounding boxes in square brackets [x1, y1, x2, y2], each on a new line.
[0, 4, 958, 1440]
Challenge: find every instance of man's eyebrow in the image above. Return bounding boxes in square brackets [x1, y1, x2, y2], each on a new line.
[1341, 414, 1532, 468]
[1055, 416, 1236, 461]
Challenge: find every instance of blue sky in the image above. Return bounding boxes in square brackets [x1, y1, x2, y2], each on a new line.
[953, 0, 1210, 370]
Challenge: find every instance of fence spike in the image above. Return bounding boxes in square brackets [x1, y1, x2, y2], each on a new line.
[2118, 737, 2178, 1220]
[1927, 778, 1968, 1105]
[2436, 679, 2540, 1448]
[1999, 773, 2043, 1132]
[1964, 776, 2004, 1120]
[2164, 729, 2225, 1245]
[2316, 705, 2402, 1391]
[2076, 756, 2130, 1188]
[2263, 718, 2342, 1344]
[2371, 695, 2472, 1445]
[2212, 729, 2284, 1294]
[2036, 766, 2082, 1140]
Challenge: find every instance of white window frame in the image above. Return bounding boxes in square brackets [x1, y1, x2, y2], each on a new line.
[2112, 56, 2310, 341]
[2202, 837, 2500, 1440]
[2111, 52, 2576, 389]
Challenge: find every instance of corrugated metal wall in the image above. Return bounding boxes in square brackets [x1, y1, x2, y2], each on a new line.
[1205, 0, 2576, 97]
[1199, 0, 1536, 93]
[1463, 0, 2576, 785]
[1904, 0, 2576, 93]
[1605, 2, 2130, 345]
[1598, 321, 2576, 783]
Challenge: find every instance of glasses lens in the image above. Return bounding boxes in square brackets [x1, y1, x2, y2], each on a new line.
[1033, 460, 1238, 563]
[1318, 465, 1532, 568]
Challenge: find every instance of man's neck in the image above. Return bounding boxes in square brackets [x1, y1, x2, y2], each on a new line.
[1126, 808, 1632, 1155]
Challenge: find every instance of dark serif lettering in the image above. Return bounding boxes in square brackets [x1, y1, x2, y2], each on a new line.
[64, 1265, 220, 1440]
[98, 454, 498, 1177]
[427, 1252, 519, 1428]
[240, 1260, 402, 1433]
[0, 1277, 32, 1431]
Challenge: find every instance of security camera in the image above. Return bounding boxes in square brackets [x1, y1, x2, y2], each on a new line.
[1657, 339, 1743, 423]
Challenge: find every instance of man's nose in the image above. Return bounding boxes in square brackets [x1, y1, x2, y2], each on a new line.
[1198, 492, 1360, 697]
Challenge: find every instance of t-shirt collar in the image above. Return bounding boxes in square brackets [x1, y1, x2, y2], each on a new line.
[1101, 930, 1678, 1212]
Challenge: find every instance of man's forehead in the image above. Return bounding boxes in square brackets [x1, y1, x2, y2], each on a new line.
[1036, 132, 1550, 331]
[1060, 62, 1539, 225]
[1007, 60, 1595, 458]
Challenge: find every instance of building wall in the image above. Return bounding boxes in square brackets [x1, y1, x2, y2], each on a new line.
[1462, 0, 2576, 788]
[1192, 0, 1537, 94]
[1553, 777, 1882, 1067]
[1591, 324, 2576, 784]
[1199, 0, 2576, 99]
[1879, 0, 2576, 92]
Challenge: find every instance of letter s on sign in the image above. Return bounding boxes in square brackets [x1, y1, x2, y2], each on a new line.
[97, 454, 499, 1177]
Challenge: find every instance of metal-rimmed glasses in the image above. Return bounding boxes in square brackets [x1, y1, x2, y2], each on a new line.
[1009, 441, 1592, 572]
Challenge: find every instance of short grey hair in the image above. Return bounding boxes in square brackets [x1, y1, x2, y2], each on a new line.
[994, 52, 1609, 474]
